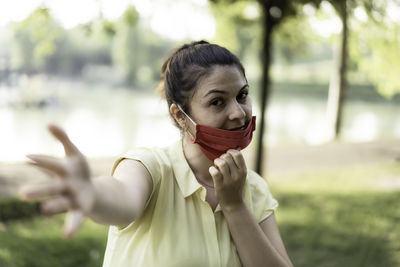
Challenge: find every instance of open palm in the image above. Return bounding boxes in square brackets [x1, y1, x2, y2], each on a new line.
[21, 124, 95, 238]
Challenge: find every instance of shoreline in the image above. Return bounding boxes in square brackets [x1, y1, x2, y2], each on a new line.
[1, 139, 399, 198]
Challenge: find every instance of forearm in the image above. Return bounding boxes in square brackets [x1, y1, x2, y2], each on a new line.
[89, 176, 142, 226]
[222, 202, 293, 267]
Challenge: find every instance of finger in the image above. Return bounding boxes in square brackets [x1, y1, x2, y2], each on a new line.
[26, 161, 56, 178]
[47, 124, 80, 157]
[42, 196, 71, 214]
[227, 149, 246, 170]
[26, 154, 66, 176]
[63, 210, 85, 238]
[209, 166, 223, 188]
[220, 153, 237, 175]
[20, 180, 66, 200]
[214, 158, 230, 178]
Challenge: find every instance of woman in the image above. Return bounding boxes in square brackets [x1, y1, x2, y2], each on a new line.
[21, 41, 293, 267]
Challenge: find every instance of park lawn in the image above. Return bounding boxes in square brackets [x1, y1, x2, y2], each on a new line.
[0, 215, 108, 267]
[269, 162, 400, 267]
[0, 162, 399, 267]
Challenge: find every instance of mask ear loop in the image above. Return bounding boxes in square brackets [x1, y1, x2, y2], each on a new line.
[177, 104, 196, 125]
[176, 104, 196, 140]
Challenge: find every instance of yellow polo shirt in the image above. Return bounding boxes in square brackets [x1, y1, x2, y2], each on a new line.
[102, 141, 278, 267]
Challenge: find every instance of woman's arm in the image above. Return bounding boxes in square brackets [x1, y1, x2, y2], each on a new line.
[210, 149, 293, 267]
[221, 205, 292, 267]
[20, 124, 152, 237]
[88, 159, 153, 226]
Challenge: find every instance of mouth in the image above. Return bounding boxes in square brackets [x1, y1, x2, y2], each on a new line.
[227, 122, 248, 131]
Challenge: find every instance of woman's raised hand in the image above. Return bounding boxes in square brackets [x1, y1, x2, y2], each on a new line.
[209, 149, 247, 210]
[20, 124, 95, 238]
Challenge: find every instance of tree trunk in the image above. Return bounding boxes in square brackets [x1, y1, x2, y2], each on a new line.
[327, 2, 348, 140]
[255, 5, 274, 175]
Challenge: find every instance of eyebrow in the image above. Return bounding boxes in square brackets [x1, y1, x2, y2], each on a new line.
[204, 84, 249, 98]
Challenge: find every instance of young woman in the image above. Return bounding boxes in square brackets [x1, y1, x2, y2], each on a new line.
[22, 41, 293, 267]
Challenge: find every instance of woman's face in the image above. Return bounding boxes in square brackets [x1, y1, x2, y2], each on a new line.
[187, 65, 252, 131]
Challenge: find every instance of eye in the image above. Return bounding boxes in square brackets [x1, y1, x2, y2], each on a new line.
[237, 91, 248, 101]
[210, 98, 223, 106]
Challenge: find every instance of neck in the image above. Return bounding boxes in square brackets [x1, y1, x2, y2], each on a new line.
[181, 134, 215, 187]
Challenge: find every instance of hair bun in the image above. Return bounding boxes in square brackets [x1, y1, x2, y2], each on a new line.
[155, 80, 166, 99]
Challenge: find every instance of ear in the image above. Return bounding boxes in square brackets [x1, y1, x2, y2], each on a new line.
[170, 104, 186, 129]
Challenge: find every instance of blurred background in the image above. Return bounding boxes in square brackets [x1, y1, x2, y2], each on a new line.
[0, 0, 400, 266]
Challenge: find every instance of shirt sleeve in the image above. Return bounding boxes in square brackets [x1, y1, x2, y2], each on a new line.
[111, 147, 162, 208]
[247, 170, 279, 223]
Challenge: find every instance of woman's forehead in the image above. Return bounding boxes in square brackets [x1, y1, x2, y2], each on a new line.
[194, 65, 246, 96]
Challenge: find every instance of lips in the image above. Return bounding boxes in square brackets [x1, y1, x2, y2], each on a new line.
[229, 126, 245, 131]
[228, 122, 248, 131]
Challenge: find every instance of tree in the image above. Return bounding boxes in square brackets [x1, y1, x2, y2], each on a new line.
[325, 0, 388, 139]
[325, 0, 349, 140]
[111, 5, 140, 87]
[11, 6, 62, 73]
[209, 1, 260, 58]
[349, 0, 399, 99]
[359, 24, 400, 98]
[111, 5, 177, 89]
[255, 0, 290, 175]
[209, 0, 324, 174]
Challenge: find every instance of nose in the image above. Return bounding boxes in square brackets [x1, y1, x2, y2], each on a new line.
[228, 101, 246, 121]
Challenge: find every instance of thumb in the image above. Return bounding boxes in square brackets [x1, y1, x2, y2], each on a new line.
[63, 210, 85, 238]
[209, 166, 223, 188]
[47, 124, 80, 157]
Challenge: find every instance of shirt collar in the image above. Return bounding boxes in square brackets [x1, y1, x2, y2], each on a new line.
[169, 140, 203, 198]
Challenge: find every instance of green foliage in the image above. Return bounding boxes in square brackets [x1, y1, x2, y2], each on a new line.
[37, 22, 113, 75]
[357, 26, 400, 98]
[208, 0, 326, 73]
[209, 0, 260, 54]
[326, 0, 347, 17]
[8, 3, 174, 88]
[274, 12, 325, 64]
[209, 0, 307, 54]
[111, 18, 139, 86]
[359, 0, 387, 23]
[10, 6, 115, 75]
[122, 5, 139, 26]
[349, 2, 400, 98]
[11, 7, 62, 71]
[111, 5, 175, 88]
[101, 20, 116, 37]
[327, 0, 387, 21]
[111, 5, 166, 88]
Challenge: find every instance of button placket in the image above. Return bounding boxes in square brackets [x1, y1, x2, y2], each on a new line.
[197, 188, 222, 267]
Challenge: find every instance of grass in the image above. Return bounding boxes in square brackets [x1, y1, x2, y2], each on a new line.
[0, 215, 108, 267]
[269, 162, 400, 267]
[0, 162, 399, 266]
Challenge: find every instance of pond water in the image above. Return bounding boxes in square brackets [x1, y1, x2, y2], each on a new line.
[1, 78, 399, 162]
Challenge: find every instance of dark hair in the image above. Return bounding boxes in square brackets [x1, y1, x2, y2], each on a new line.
[157, 40, 246, 126]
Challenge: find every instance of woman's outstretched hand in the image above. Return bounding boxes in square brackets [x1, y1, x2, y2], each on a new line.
[209, 149, 247, 210]
[20, 124, 95, 238]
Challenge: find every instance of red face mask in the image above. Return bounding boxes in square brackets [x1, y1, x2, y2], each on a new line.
[178, 105, 256, 161]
